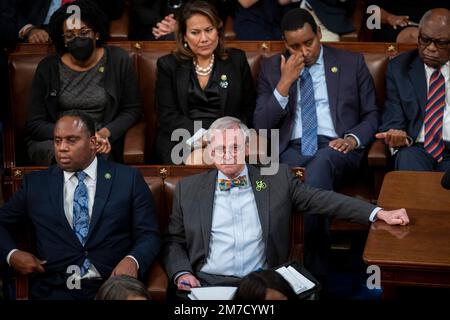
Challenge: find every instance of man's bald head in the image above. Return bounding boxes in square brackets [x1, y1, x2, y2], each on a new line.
[418, 8, 450, 68]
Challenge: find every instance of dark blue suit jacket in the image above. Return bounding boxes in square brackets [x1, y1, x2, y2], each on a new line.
[254, 45, 379, 154]
[17, 0, 125, 30]
[307, 0, 357, 34]
[379, 50, 428, 141]
[0, 157, 160, 296]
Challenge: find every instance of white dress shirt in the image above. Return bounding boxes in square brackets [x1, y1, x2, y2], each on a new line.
[416, 61, 450, 143]
[6, 157, 139, 278]
[274, 46, 362, 147]
[200, 166, 267, 277]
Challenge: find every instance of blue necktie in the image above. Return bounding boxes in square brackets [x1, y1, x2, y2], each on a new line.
[73, 171, 91, 276]
[299, 67, 318, 156]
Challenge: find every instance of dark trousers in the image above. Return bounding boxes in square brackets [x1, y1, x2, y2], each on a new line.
[280, 136, 364, 281]
[394, 142, 450, 172]
[29, 275, 104, 300]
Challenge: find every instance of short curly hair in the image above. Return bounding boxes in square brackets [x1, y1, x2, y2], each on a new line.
[48, 0, 109, 54]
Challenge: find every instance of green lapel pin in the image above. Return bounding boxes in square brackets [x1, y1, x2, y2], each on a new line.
[255, 180, 267, 191]
[104, 173, 112, 180]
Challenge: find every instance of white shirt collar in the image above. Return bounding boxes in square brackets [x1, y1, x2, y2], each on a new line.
[424, 60, 450, 77]
[63, 157, 98, 183]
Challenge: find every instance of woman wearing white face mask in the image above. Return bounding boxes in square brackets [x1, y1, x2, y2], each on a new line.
[155, 0, 256, 164]
[26, 0, 141, 165]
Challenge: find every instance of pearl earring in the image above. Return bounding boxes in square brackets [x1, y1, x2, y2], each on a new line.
[183, 42, 188, 48]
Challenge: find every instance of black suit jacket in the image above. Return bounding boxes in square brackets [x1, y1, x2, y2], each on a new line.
[17, 0, 125, 30]
[155, 48, 256, 163]
[162, 164, 375, 281]
[0, 157, 160, 298]
[379, 49, 430, 141]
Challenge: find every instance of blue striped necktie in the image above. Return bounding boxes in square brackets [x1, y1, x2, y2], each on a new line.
[299, 67, 318, 155]
[73, 171, 91, 276]
[424, 69, 445, 163]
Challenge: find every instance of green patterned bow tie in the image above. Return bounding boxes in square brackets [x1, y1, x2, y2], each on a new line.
[218, 176, 248, 191]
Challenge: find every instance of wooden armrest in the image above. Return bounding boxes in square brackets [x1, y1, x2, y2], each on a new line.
[109, 2, 130, 40]
[288, 244, 304, 263]
[367, 139, 388, 167]
[15, 273, 29, 300]
[146, 260, 168, 300]
[123, 121, 146, 164]
[224, 16, 236, 40]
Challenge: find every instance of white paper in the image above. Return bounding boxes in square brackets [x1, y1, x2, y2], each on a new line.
[275, 266, 315, 294]
[188, 286, 237, 300]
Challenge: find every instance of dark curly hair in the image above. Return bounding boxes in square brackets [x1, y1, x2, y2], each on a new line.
[48, 0, 109, 54]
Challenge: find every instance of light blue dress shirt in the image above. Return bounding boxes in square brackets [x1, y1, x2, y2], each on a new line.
[44, 0, 62, 25]
[200, 166, 266, 277]
[274, 46, 361, 146]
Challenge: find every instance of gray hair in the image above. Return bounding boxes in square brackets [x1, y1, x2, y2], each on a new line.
[94, 275, 151, 300]
[206, 116, 250, 144]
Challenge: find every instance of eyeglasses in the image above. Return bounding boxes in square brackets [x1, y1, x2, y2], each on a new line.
[62, 28, 94, 42]
[418, 35, 450, 50]
[212, 145, 244, 157]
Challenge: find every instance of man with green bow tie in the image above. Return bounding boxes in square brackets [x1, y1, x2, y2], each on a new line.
[162, 116, 409, 298]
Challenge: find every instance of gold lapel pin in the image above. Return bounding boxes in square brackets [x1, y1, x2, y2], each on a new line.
[331, 66, 338, 73]
[104, 173, 111, 179]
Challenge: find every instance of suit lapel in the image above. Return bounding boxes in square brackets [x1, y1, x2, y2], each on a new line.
[323, 46, 339, 127]
[86, 158, 114, 241]
[198, 170, 217, 257]
[177, 62, 191, 116]
[216, 58, 229, 114]
[49, 166, 81, 244]
[248, 165, 269, 250]
[408, 55, 427, 113]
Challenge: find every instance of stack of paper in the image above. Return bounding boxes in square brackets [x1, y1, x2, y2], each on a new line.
[188, 286, 238, 300]
[275, 266, 316, 294]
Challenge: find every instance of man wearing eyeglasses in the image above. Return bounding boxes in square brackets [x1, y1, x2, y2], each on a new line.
[162, 116, 409, 299]
[377, 8, 450, 172]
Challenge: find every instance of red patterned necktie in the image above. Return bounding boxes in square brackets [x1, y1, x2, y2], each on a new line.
[61, 0, 75, 6]
[424, 69, 446, 163]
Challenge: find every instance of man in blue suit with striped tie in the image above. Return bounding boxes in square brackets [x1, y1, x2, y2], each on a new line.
[0, 110, 160, 299]
[376, 8, 450, 172]
[254, 8, 379, 293]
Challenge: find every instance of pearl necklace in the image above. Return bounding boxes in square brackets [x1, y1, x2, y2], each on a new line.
[193, 54, 214, 76]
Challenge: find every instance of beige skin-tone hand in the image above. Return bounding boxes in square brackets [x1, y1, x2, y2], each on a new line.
[95, 128, 111, 154]
[176, 273, 201, 291]
[329, 136, 357, 154]
[375, 129, 409, 148]
[376, 208, 409, 226]
[110, 256, 138, 278]
[27, 28, 50, 43]
[276, 53, 304, 97]
[10, 250, 46, 274]
[152, 14, 177, 39]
